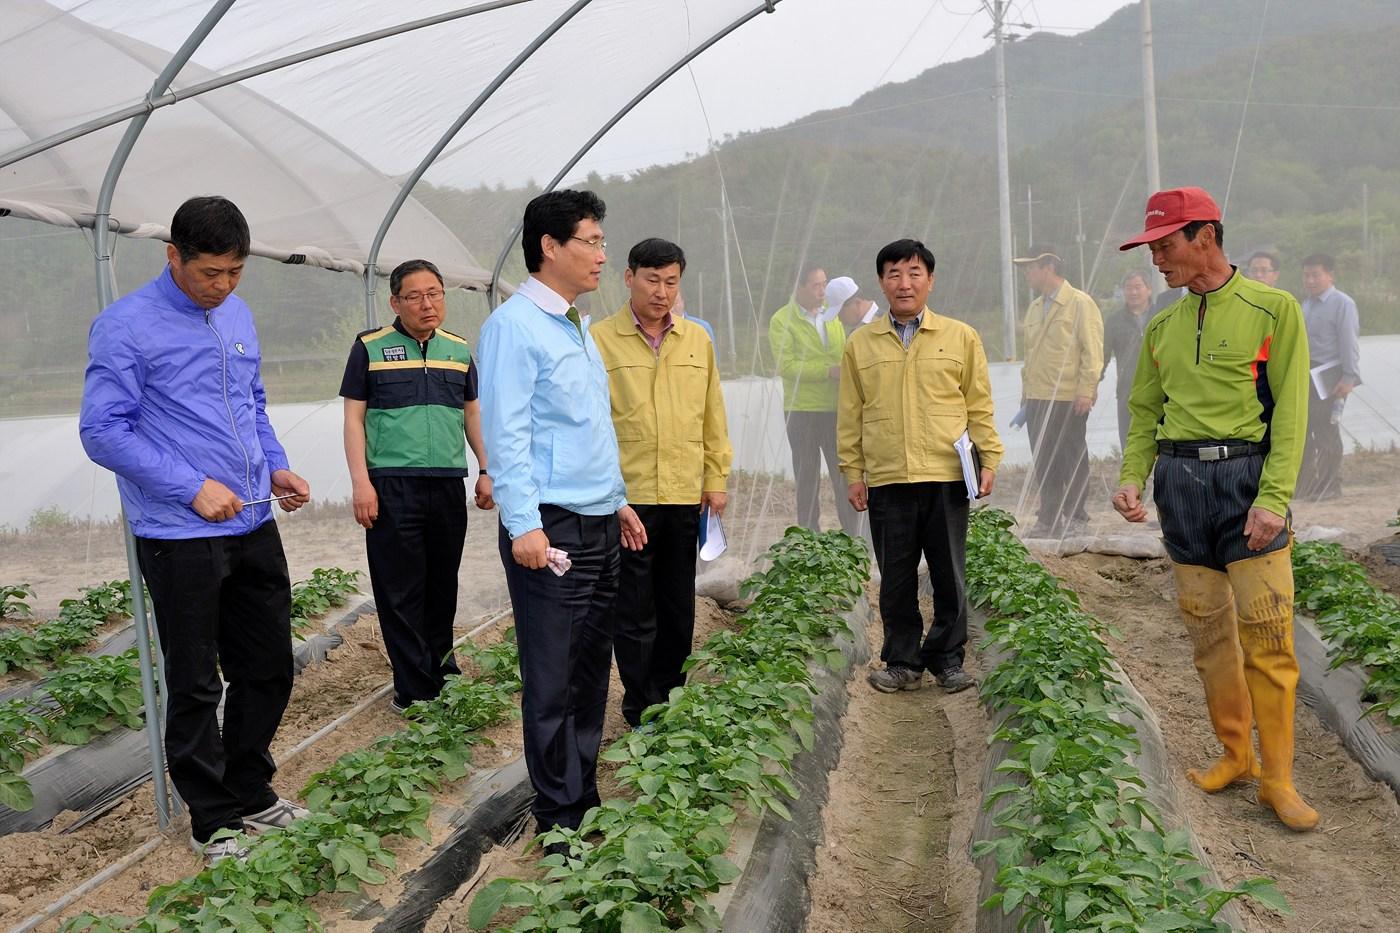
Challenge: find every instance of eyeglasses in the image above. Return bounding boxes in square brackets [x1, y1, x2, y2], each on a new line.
[569, 235, 607, 253]
[394, 289, 445, 304]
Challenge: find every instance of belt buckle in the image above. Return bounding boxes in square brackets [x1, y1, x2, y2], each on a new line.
[1199, 445, 1228, 461]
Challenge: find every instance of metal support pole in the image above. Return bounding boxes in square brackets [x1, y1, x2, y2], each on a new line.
[488, 0, 784, 307]
[92, 0, 237, 832]
[988, 0, 1017, 360]
[368, 0, 597, 326]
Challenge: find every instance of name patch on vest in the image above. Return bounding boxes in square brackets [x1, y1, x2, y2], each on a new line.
[382, 345, 408, 362]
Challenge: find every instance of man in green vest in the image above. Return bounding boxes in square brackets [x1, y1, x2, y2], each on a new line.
[769, 263, 858, 534]
[341, 259, 493, 712]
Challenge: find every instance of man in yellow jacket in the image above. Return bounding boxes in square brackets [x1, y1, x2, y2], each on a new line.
[839, 239, 1003, 694]
[1014, 246, 1104, 538]
[769, 264, 858, 534]
[593, 238, 733, 727]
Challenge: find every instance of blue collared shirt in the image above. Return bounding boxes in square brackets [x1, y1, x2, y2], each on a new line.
[478, 277, 627, 537]
[1302, 285, 1363, 385]
[890, 310, 923, 348]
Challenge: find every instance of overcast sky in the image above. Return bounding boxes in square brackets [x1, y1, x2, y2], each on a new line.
[573, 0, 1134, 179]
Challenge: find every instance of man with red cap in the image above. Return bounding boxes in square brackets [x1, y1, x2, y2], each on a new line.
[1112, 187, 1317, 831]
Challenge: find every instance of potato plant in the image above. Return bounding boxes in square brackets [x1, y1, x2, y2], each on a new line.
[1292, 540, 1400, 722]
[966, 508, 1287, 930]
[62, 629, 522, 931]
[0, 580, 133, 676]
[289, 567, 362, 636]
[1, 583, 34, 620]
[471, 527, 869, 932]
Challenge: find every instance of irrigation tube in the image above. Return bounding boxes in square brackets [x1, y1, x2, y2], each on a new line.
[487, 0, 784, 307]
[363, 0, 596, 327]
[280, 607, 513, 767]
[5, 606, 513, 933]
[5, 834, 165, 933]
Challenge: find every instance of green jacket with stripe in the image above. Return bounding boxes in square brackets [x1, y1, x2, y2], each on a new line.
[339, 320, 477, 477]
[1118, 269, 1309, 518]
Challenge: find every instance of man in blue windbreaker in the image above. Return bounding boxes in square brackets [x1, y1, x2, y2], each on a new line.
[79, 196, 312, 862]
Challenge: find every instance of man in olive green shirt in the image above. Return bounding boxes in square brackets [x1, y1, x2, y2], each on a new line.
[1114, 187, 1317, 833]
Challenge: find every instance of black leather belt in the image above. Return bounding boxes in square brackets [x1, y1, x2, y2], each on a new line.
[1157, 440, 1269, 461]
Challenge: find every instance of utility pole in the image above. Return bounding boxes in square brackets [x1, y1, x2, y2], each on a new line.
[1075, 197, 1087, 285]
[720, 187, 737, 364]
[1023, 184, 1043, 247]
[1141, 0, 1163, 296]
[1362, 182, 1370, 254]
[984, 1, 1030, 360]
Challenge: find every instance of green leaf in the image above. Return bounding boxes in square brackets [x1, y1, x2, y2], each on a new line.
[0, 771, 34, 811]
[468, 878, 515, 930]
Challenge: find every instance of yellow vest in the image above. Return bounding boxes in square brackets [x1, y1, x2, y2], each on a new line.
[592, 306, 733, 504]
[838, 309, 1004, 486]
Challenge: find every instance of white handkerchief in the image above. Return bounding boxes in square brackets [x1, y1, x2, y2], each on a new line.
[546, 547, 572, 576]
[699, 507, 727, 561]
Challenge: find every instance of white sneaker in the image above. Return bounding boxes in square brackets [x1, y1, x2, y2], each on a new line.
[243, 797, 309, 832]
[192, 834, 249, 863]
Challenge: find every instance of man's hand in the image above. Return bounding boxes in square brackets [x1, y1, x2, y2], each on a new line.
[1333, 379, 1356, 399]
[474, 474, 495, 511]
[270, 469, 311, 512]
[829, 365, 843, 381]
[1072, 394, 1094, 416]
[351, 478, 378, 529]
[700, 490, 727, 517]
[1112, 484, 1148, 523]
[1243, 507, 1286, 552]
[191, 478, 242, 522]
[619, 505, 648, 551]
[847, 480, 868, 512]
[978, 468, 995, 498]
[512, 528, 550, 569]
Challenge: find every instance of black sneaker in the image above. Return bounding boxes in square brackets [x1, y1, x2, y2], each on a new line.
[867, 666, 922, 693]
[934, 667, 976, 694]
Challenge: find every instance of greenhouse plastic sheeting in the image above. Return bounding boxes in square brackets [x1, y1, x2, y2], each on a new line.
[0, 0, 767, 286]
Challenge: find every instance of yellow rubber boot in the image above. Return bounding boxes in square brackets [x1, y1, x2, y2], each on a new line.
[1173, 561, 1259, 792]
[1228, 546, 1319, 831]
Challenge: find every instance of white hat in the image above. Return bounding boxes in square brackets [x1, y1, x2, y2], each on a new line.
[822, 276, 859, 322]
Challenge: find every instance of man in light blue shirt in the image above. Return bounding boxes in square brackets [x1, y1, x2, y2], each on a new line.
[477, 189, 646, 849]
[1297, 252, 1362, 500]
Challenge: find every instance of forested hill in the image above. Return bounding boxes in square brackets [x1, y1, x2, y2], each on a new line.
[772, 0, 1400, 156]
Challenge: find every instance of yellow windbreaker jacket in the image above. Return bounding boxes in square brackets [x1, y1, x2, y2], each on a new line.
[1020, 281, 1104, 402]
[592, 307, 733, 504]
[838, 309, 1003, 486]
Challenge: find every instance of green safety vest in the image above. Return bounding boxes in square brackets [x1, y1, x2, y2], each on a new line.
[360, 324, 473, 476]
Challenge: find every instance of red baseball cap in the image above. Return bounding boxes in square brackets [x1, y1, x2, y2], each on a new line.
[1118, 187, 1221, 250]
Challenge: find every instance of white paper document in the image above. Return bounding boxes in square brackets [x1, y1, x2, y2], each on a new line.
[1310, 360, 1341, 399]
[953, 430, 982, 502]
[698, 506, 727, 561]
